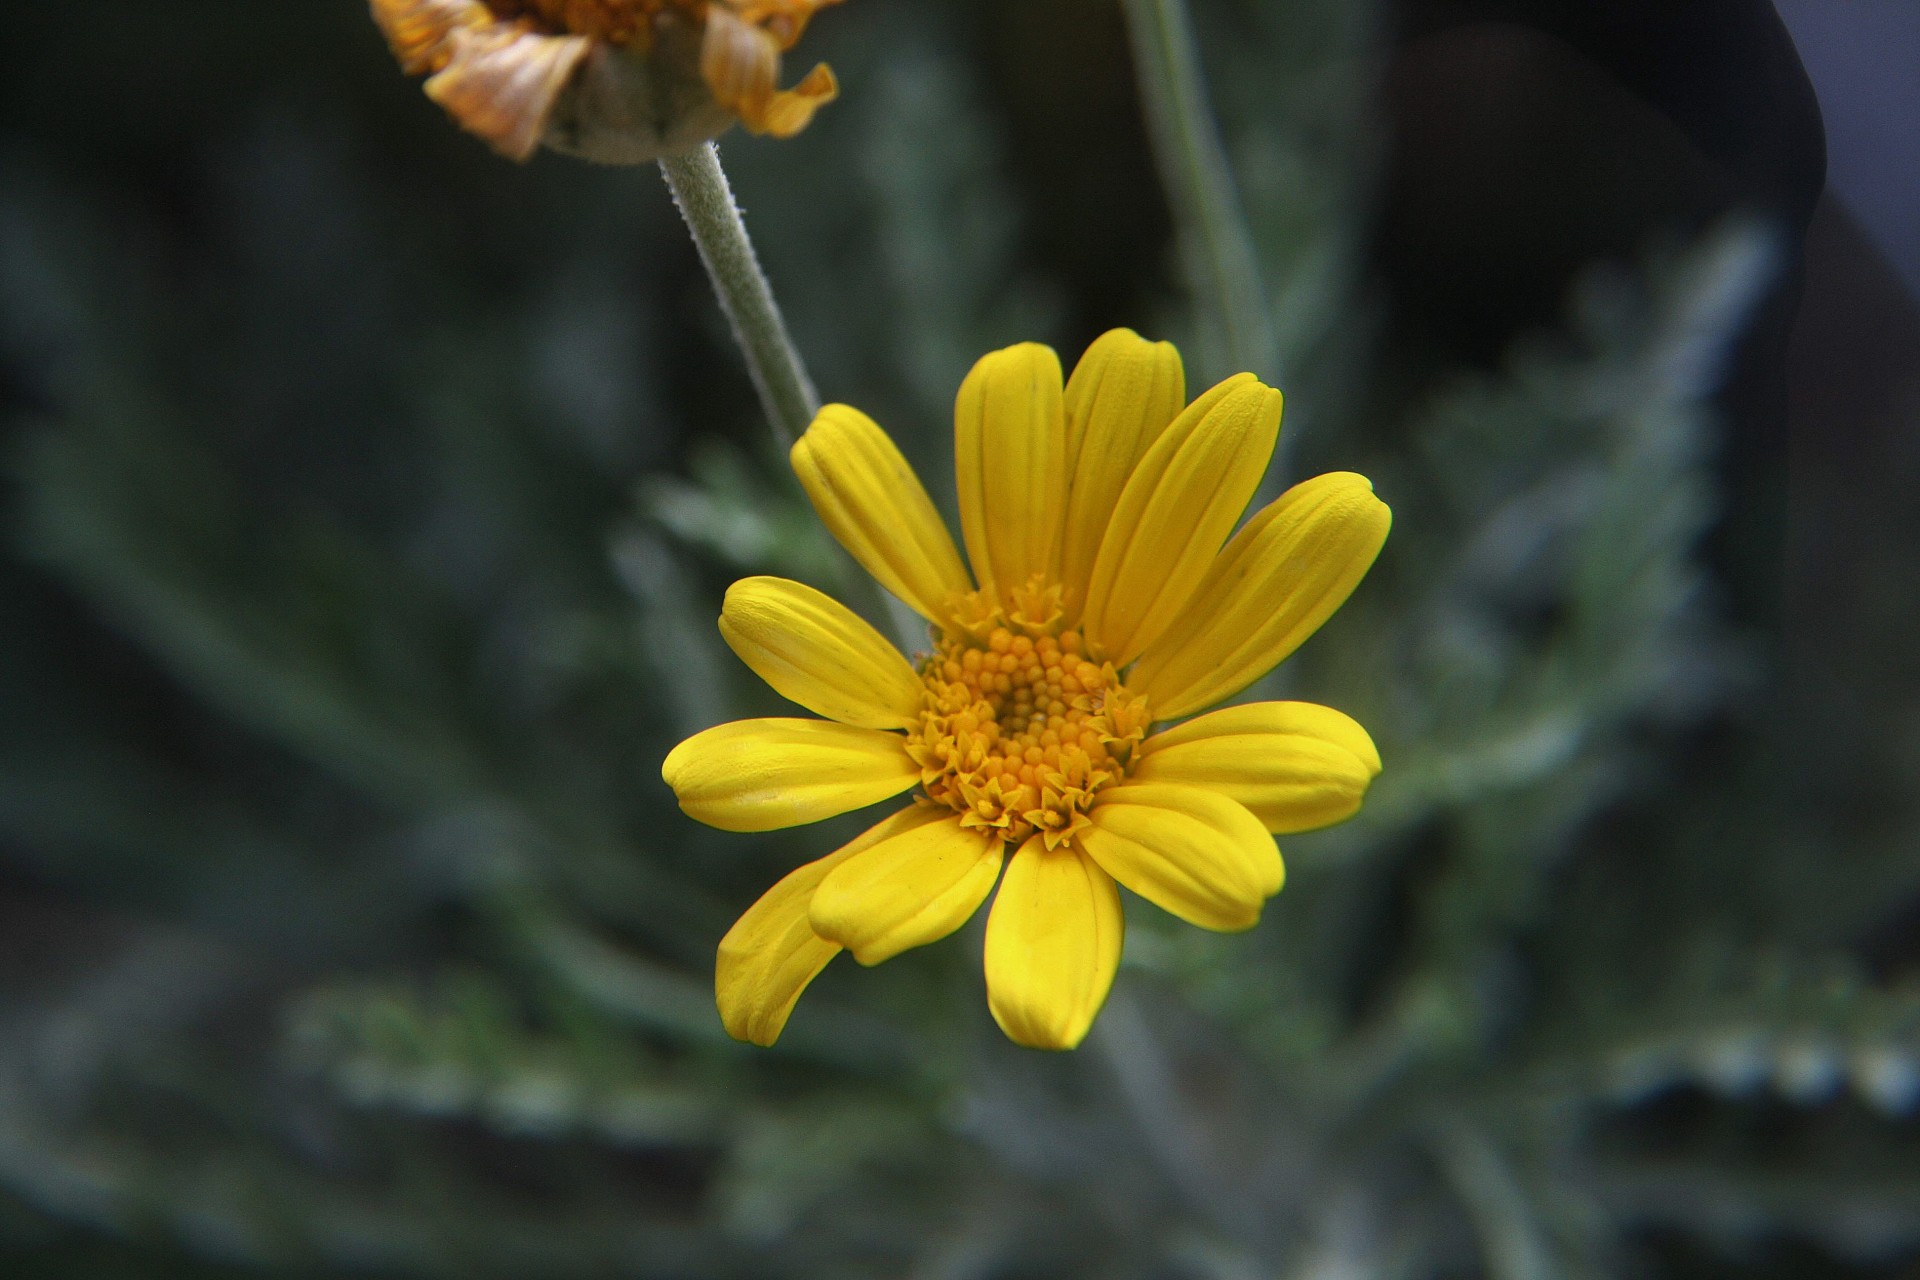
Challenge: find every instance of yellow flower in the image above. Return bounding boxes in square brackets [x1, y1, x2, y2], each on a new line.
[368, 0, 841, 162]
[663, 332, 1392, 1051]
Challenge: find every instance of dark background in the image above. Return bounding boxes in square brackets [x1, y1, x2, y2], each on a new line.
[1, 1, 1917, 1275]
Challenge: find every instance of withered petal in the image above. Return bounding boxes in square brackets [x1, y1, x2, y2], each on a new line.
[729, 0, 844, 53]
[369, 0, 493, 75]
[755, 62, 838, 138]
[700, 6, 837, 138]
[424, 23, 594, 160]
[699, 6, 779, 116]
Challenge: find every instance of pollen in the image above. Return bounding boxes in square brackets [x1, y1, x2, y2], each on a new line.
[906, 624, 1151, 850]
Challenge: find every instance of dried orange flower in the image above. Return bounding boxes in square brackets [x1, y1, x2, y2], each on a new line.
[369, 0, 841, 162]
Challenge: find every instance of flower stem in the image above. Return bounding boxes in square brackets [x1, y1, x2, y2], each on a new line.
[657, 143, 907, 643]
[658, 143, 819, 451]
[1120, 0, 1277, 385]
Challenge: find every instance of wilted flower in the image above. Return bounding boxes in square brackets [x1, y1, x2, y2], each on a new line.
[663, 331, 1393, 1051]
[369, 0, 841, 162]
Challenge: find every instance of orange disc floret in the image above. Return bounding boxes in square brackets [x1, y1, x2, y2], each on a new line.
[480, 0, 834, 46]
[905, 624, 1150, 850]
[481, 0, 664, 42]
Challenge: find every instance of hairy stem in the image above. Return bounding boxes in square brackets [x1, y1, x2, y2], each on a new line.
[658, 143, 908, 641]
[658, 143, 819, 451]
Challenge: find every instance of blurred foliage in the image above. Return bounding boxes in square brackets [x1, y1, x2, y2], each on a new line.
[0, 1, 1917, 1277]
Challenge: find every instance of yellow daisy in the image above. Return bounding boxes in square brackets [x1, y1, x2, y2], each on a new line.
[369, 0, 840, 162]
[663, 331, 1392, 1051]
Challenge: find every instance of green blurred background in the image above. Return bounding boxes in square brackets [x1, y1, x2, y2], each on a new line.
[2, 1, 1918, 1276]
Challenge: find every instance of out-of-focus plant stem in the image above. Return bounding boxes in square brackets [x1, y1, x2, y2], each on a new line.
[659, 143, 819, 450]
[1095, 986, 1247, 1235]
[657, 142, 904, 639]
[1121, 0, 1278, 388]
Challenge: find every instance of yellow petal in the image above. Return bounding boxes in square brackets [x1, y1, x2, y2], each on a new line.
[1130, 472, 1390, 719]
[791, 405, 974, 627]
[953, 343, 1068, 612]
[1079, 374, 1282, 665]
[719, 577, 923, 730]
[1058, 330, 1185, 618]
[809, 816, 1004, 965]
[1145, 700, 1382, 770]
[1079, 783, 1283, 931]
[423, 23, 592, 161]
[984, 838, 1124, 1050]
[1134, 702, 1381, 834]
[662, 718, 918, 832]
[716, 805, 941, 1046]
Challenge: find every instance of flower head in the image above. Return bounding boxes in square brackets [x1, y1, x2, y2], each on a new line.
[369, 0, 840, 162]
[663, 332, 1392, 1051]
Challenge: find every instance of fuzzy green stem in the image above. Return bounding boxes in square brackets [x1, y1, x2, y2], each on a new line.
[1121, 0, 1277, 385]
[1429, 1119, 1559, 1280]
[658, 143, 819, 451]
[1095, 986, 1243, 1231]
[658, 143, 907, 642]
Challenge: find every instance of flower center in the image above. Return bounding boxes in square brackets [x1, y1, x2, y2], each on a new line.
[483, 0, 673, 42]
[906, 624, 1151, 850]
